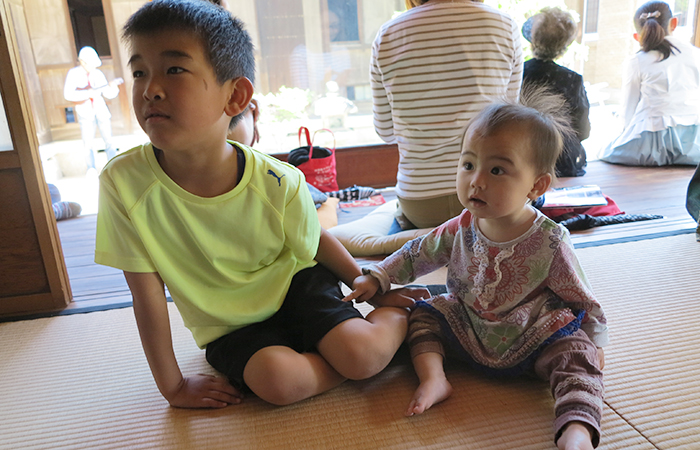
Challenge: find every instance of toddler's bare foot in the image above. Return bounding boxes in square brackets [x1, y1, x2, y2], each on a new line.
[557, 422, 595, 450]
[405, 377, 453, 416]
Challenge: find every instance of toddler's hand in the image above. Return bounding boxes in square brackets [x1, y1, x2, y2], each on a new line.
[369, 286, 431, 309]
[167, 374, 243, 409]
[597, 347, 605, 370]
[342, 274, 380, 303]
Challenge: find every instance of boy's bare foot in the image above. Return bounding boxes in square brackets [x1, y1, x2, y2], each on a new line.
[405, 377, 453, 416]
[557, 422, 595, 450]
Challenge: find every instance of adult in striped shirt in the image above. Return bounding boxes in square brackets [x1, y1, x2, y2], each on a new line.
[371, 0, 523, 229]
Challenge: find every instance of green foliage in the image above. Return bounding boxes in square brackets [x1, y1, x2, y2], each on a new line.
[258, 87, 313, 123]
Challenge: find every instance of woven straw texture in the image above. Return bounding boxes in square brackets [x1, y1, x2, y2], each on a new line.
[1, 234, 698, 449]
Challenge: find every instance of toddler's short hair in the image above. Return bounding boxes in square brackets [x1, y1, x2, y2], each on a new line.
[122, 0, 255, 87]
[463, 87, 572, 176]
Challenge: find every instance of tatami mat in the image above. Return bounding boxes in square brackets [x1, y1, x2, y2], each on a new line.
[1, 234, 699, 449]
[575, 233, 700, 450]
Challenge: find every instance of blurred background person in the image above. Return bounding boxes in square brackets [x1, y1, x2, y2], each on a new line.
[63, 46, 122, 175]
[370, 0, 523, 230]
[522, 7, 590, 177]
[599, 1, 700, 166]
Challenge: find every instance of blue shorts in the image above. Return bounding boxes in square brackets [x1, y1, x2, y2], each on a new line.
[205, 264, 363, 390]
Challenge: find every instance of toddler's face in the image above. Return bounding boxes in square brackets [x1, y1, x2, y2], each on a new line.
[456, 123, 543, 223]
[227, 98, 259, 147]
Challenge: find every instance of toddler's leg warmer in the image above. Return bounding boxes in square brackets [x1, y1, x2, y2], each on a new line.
[534, 329, 604, 448]
[407, 306, 445, 360]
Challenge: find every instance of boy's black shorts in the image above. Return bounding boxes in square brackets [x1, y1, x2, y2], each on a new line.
[205, 264, 363, 390]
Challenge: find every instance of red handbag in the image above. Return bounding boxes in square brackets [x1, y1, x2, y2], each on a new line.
[289, 127, 338, 192]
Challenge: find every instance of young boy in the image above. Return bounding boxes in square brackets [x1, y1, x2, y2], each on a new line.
[95, 0, 414, 409]
[345, 92, 608, 450]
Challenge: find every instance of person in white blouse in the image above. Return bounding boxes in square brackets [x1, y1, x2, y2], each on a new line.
[599, 1, 700, 166]
[63, 46, 122, 174]
[370, 0, 523, 229]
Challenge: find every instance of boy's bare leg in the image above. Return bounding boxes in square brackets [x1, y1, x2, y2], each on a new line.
[316, 306, 409, 380]
[406, 351, 453, 416]
[557, 422, 595, 450]
[243, 346, 346, 406]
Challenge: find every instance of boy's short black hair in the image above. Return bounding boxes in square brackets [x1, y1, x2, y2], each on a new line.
[122, 0, 255, 87]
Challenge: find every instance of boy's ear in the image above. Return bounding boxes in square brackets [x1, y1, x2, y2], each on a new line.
[224, 77, 254, 118]
[528, 173, 553, 200]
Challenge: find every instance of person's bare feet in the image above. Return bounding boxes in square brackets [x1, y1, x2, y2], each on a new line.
[557, 422, 595, 450]
[405, 377, 453, 416]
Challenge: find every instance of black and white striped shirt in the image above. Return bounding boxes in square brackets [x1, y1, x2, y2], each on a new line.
[371, 2, 523, 199]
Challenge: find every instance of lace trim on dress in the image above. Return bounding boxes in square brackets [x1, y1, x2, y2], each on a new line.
[470, 235, 516, 307]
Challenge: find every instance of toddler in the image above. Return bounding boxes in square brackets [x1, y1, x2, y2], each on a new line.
[347, 93, 608, 450]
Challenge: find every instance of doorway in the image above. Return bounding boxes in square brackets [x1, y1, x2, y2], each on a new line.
[67, 0, 111, 57]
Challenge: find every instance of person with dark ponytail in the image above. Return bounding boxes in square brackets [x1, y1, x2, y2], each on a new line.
[600, 1, 700, 166]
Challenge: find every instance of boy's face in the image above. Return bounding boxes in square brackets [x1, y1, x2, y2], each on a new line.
[456, 123, 546, 222]
[129, 29, 233, 152]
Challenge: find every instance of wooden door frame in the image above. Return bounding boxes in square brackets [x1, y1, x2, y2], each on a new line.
[0, 0, 71, 315]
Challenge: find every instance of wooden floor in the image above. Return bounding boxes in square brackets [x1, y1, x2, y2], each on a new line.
[47, 160, 697, 317]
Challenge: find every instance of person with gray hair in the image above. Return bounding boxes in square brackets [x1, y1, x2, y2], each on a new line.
[522, 7, 590, 177]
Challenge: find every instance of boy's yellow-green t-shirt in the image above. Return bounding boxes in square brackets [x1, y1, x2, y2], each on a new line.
[95, 142, 321, 348]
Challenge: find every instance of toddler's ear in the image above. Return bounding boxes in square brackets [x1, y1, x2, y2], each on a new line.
[528, 173, 553, 200]
[224, 77, 254, 117]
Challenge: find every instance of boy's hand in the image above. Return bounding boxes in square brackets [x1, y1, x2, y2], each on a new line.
[368, 287, 431, 309]
[342, 274, 380, 303]
[167, 374, 243, 409]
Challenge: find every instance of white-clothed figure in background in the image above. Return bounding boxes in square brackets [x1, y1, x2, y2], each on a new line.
[64, 46, 122, 173]
[599, 1, 700, 166]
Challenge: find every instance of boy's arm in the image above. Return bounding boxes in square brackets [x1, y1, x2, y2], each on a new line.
[315, 229, 416, 308]
[124, 271, 242, 408]
[314, 229, 362, 290]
